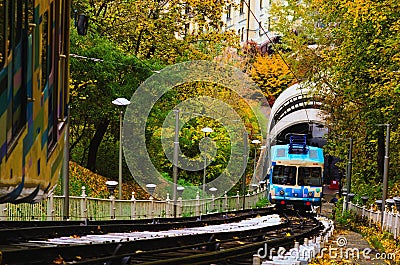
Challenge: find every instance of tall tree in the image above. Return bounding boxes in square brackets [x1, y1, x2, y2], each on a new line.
[270, 0, 400, 196]
[69, 0, 241, 180]
[73, 0, 239, 62]
[69, 31, 151, 174]
[249, 54, 295, 105]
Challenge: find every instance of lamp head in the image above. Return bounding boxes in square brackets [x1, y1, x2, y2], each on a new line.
[106, 180, 118, 194]
[112, 98, 131, 106]
[201, 127, 213, 133]
[146, 183, 157, 196]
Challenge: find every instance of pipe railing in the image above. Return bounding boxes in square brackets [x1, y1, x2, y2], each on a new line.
[0, 187, 267, 221]
[346, 200, 400, 239]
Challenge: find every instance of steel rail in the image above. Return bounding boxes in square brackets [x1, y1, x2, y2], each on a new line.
[0, 208, 276, 244]
[1, 217, 287, 265]
[13, 211, 321, 265]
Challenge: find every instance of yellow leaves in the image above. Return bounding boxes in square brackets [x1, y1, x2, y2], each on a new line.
[68, 161, 147, 199]
[358, 225, 400, 264]
[52, 255, 64, 264]
[249, 54, 294, 104]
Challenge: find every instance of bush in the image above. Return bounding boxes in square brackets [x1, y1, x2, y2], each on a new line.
[255, 197, 269, 208]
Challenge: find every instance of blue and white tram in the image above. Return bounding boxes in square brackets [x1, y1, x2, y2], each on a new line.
[267, 135, 324, 209]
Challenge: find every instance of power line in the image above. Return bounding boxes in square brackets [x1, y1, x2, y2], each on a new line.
[69, 53, 160, 73]
[242, 0, 311, 124]
[70, 53, 104, 63]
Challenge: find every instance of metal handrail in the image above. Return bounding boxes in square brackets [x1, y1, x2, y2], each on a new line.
[0, 187, 267, 221]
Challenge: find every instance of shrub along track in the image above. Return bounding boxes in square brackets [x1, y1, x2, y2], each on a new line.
[0, 208, 323, 264]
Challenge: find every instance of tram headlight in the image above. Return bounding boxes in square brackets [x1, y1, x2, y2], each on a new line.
[308, 191, 314, 197]
[279, 190, 285, 196]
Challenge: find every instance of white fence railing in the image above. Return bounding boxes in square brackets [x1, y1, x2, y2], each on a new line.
[347, 201, 400, 239]
[0, 187, 267, 221]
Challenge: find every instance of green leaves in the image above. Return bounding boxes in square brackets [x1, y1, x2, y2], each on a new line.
[69, 0, 243, 196]
[69, 24, 155, 179]
[271, 0, 400, 197]
[75, 0, 238, 63]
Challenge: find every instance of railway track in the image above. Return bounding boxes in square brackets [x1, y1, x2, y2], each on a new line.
[0, 208, 324, 265]
[0, 208, 274, 244]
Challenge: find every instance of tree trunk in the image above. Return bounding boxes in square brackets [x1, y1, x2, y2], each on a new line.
[87, 119, 110, 171]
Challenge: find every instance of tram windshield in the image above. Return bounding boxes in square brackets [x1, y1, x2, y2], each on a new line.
[272, 165, 296, 185]
[298, 167, 322, 186]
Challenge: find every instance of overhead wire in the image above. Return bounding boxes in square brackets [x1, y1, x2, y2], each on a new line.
[242, 0, 311, 124]
[69, 53, 159, 73]
[70, 2, 311, 124]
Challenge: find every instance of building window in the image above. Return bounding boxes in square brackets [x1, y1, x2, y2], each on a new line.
[184, 23, 189, 36]
[240, 27, 244, 42]
[260, 0, 263, 9]
[185, 5, 189, 14]
[239, 0, 244, 14]
[268, 16, 271, 31]
[226, 4, 231, 20]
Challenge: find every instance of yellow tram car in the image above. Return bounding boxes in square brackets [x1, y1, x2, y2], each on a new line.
[0, 0, 71, 203]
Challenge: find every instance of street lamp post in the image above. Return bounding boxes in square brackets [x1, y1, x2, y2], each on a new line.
[242, 131, 248, 210]
[177, 186, 185, 198]
[106, 180, 118, 197]
[106, 180, 118, 219]
[251, 139, 261, 179]
[209, 187, 217, 212]
[201, 127, 213, 213]
[377, 124, 390, 222]
[172, 109, 180, 218]
[345, 138, 353, 211]
[112, 98, 131, 200]
[259, 180, 265, 190]
[146, 183, 157, 220]
[63, 105, 70, 220]
[177, 186, 184, 217]
[251, 184, 258, 194]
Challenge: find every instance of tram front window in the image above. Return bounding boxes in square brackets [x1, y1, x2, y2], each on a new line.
[298, 167, 322, 186]
[272, 165, 296, 185]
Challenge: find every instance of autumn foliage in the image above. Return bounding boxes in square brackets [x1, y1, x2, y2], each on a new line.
[55, 162, 147, 199]
[271, 0, 400, 200]
[250, 54, 295, 105]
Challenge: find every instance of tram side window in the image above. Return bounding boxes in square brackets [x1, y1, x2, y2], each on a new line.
[5, 0, 27, 147]
[298, 167, 322, 186]
[60, 0, 69, 119]
[61, 2, 68, 119]
[0, 0, 9, 95]
[0, 1, 4, 69]
[45, 3, 58, 153]
[14, 0, 22, 45]
[41, 10, 48, 92]
[12, 0, 27, 135]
